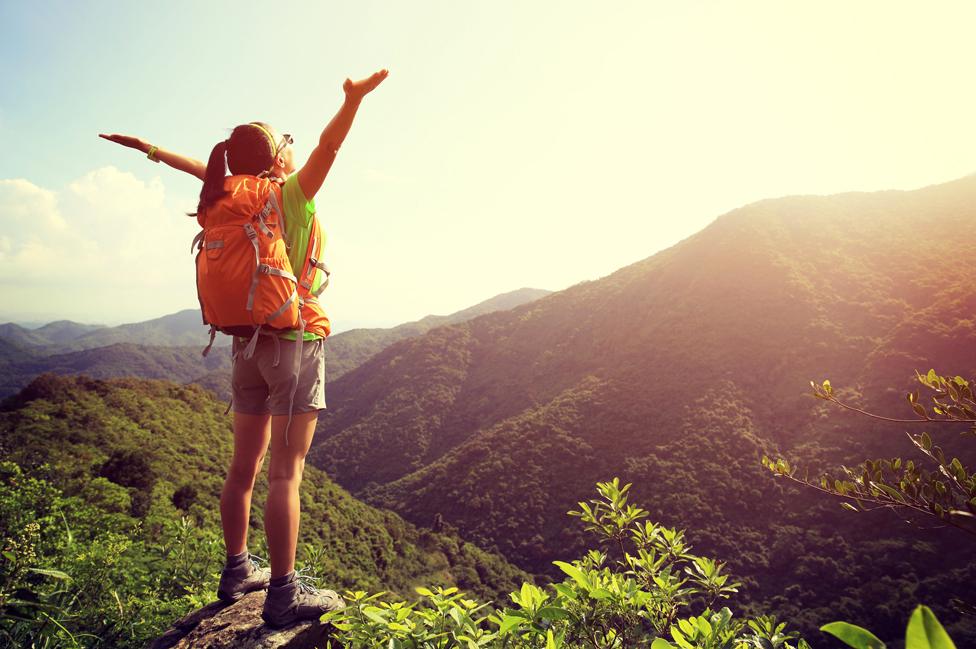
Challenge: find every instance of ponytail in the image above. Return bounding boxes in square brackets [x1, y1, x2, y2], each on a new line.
[194, 140, 229, 216]
[190, 123, 279, 217]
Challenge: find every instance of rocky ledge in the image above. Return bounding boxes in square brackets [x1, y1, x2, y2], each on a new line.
[146, 590, 340, 649]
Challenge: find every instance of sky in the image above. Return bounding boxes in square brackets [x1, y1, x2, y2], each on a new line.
[1, 1, 974, 331]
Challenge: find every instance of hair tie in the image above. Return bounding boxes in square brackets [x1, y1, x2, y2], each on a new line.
[248, 123, 278, 153]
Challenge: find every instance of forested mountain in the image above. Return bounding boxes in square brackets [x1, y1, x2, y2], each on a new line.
[0, 323, 51, 348]
[0, 320, 106, 348]
[0, 343, 233, 400]
[324, 287, 550, 381]
[0, 311, 215, 354]
[0, 374, 529, 604]
[0, 288, 549, 400]
[306, 174, 976, 641]
[190, 286, 550, 396]
[41, 309, 220, 352]
[33, 320, 109, 344]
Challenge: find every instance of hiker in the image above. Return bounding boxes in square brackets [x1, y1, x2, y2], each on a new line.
[99, 68, 389, 629]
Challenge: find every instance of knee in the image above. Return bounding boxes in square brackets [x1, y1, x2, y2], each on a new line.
[228, 456, 264, 486]
[269, 458, 306, 485]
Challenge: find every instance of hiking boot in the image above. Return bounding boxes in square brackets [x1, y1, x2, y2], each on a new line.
[217, 552, 271, 603]
[261, 570, 346, 629]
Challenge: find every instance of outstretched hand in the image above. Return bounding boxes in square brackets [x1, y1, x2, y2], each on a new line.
[343, 69, 389, 101]
[99, 133, 148, 153]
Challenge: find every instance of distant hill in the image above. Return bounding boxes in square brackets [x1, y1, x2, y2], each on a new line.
[0, 374, 530, 603]
[0, 288, 550, 401]
[325, 287, 550, 381]
[0, 310, 217, 355]
[0, 320, 107, 348]
[188, 287, 550, 399]
[1, 289, 550, 363]
[305, 174, 976, 642]
[33, 320, 109, 344]
[0, 334, 33, 363]
[55, 309, 221, 352]
[0, 343, 233, 400]
[0, 323, 49, 349]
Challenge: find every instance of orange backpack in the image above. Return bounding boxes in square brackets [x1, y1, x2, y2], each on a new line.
[193, 175, 304, 353]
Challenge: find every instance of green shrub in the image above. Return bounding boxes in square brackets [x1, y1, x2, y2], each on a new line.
[322, 478, 810, 648]
[0, 460, 221, 648]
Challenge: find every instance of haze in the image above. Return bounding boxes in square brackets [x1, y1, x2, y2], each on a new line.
[0, 1, 973, 330]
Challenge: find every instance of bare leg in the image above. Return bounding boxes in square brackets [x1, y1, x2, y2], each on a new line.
[265, 411, 320, 578]
[220, 412, 272, 556]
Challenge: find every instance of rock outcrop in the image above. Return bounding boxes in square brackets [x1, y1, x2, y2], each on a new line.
[146, 591, 339, 649]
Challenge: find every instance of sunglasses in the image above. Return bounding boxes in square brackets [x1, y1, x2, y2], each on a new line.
[274, 133, 294, 158]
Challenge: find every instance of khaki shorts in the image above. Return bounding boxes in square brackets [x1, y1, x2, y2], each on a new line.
[231, 335, 326, 416]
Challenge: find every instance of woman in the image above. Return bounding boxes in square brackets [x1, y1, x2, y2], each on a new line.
[100, 68, 388, 629]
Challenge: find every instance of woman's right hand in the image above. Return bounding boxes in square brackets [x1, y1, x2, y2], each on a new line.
[98, 133, 149, 153]
[343, 69, 389, 101]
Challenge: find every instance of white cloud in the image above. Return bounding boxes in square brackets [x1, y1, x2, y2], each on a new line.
[0, 179, 66, 234]
[0, 167, 199, 323]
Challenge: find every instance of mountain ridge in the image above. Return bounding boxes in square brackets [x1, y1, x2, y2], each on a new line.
[302, 172, 976, 640]
[0, 288, 551, 400]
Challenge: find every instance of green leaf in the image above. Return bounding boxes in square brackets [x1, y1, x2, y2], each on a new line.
[840, 502, 859, 512]
[28, 568, 72, 581]
[652, 640, 676, 649]
[820, 621, 885, 648]
[497, 614, 524, 635]
[947, 383, 959, 401]
[552, 583, 576, 600]
[538, 606, 571, 620]
[905, 605, 956, 649]
[697, 616, 713, 636]
[553, 560, 590, 590]
[546, 628, 557, 649]
[670, 625, 695, 649]
[872, 483, 906, 503]
[415, 586, 434, 597]
[590, 588, 613, 600]
[361, 606, 388, 625]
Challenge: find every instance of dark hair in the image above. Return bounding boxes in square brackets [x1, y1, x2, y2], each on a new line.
[194, 122, 278, 216]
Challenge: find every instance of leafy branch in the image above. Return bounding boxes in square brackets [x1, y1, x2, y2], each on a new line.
[763, 370, 976, 539]
[808, 370, 976, 428]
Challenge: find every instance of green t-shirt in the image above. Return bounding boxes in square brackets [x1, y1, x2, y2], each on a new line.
[277, 174, 326, 341]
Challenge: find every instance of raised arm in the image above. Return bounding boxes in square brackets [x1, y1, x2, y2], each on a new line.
[98, 134, 207, 181]
[296, 69, 389, 200]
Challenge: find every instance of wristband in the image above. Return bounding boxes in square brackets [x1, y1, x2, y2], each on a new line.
[147, 145, 160, 163]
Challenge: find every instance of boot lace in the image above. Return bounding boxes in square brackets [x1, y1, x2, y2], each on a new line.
[246, 552, 267, 574]
[294, 565, 322, 595]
